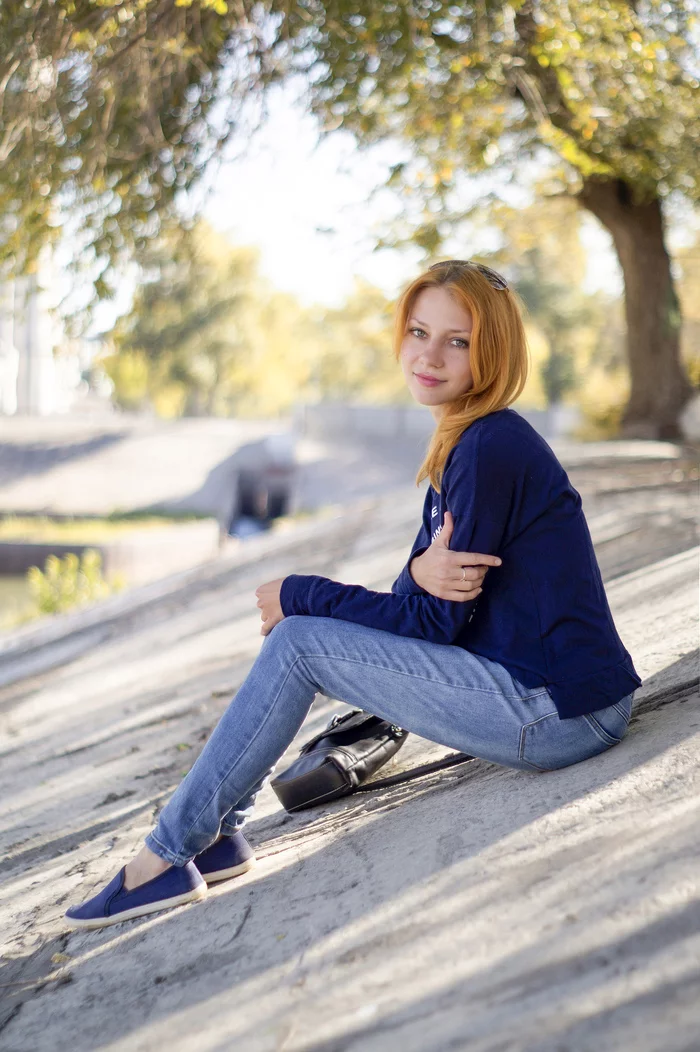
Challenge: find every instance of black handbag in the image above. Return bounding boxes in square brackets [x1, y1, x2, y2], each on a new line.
[270, 708, 474, 813]
[270, 709, 408, 812]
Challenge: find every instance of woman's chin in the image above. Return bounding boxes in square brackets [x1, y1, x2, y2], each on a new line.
[411, 386, 450, 408]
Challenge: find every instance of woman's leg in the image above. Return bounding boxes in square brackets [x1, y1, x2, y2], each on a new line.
[65, 612, 633, 922]
[144, 614, 565, 868]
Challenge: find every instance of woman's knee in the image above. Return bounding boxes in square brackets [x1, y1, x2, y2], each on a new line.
[264, 614, 320, 652]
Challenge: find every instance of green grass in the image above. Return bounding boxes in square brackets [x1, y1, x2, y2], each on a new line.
[0, 513, 213, 544]
[0, 575, 35, 629]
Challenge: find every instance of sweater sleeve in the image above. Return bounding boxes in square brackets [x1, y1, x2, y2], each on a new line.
[389, 488, 432, 595]
[279, 426, 515, 645]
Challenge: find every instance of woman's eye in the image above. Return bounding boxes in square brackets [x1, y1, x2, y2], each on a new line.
[408, 328, 468, 348]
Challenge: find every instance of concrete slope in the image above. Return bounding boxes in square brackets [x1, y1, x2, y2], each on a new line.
[0, 453, 698, 1051]
[0, 414, 432, 517]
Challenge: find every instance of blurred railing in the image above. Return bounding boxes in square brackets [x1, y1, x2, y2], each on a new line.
[294, 401, 581, 441]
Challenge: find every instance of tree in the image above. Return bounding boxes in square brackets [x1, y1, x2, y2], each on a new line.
[0, 0, 279, 323]
[307, 278, 408, 402]
[485, 196, 622, 407]
[274, 0, 699, 438]
[676, 235, 700, 388]
[106, 221, 260, 416]
[104, 220, 324, 417]
[103, 222, 406, 416]
[7, 2, 697, 435]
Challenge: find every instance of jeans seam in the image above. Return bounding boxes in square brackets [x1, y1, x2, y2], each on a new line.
[519, 710, 559, 771]
[294, 650, 529, 699]
[584, 712, 621, 746]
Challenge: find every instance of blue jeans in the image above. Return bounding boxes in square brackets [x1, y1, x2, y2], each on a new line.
[146, 615, 635, 865]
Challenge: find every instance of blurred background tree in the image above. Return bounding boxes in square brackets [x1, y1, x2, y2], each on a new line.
[101, 203, 698, 422]
[306, 279, 410, 403]
[104, 222, 261, 416]
[2, 0, 698, 434]
[102, 221, 405, 416]
[0, 0, 280, 328]
[483, 196, 628, 422]
[275, 0, 699, 437]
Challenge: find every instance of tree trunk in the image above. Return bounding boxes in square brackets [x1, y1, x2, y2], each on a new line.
[577, 176, 693, 440]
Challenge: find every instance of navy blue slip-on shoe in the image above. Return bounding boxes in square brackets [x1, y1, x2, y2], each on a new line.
[194, 832, 256, 885]
[64, 861, 207, 930]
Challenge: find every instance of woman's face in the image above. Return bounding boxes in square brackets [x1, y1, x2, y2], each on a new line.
[400, 286, 474, 416]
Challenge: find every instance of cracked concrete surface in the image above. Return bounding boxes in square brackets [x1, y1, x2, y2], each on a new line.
[0, 442, 698, 1052]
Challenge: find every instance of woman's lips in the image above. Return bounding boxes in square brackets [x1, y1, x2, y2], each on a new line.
[415, 373, 444, 388]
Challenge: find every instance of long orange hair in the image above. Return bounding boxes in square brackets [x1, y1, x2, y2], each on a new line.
[393, 264, 530, 491]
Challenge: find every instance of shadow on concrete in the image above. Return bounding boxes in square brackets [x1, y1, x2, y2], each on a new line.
[0, 433, 128, 492]
[0, 933, 72, 1032]
[0, 802, 163, 882]
[300, 904, 700, 1051]
[4, 662, 697, 1051]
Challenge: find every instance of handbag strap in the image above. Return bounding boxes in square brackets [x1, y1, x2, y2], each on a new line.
[300, 710, 402, 754]
[354, 751, 474, 792]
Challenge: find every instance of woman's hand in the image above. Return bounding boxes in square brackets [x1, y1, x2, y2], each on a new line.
[255, 578, 286, 636]
[409, 511, 502, 601]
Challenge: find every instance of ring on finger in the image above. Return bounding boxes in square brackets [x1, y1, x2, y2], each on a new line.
[460, 566, 467, 582]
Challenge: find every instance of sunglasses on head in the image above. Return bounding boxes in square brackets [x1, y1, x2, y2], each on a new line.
[429, 259, 509, 290]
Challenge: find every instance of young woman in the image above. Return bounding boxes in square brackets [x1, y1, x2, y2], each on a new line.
[65, 260, 642, 929]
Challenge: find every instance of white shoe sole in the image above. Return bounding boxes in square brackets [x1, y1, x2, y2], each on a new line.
[65, 882, 208, 930]
[201, 856, 256, 885]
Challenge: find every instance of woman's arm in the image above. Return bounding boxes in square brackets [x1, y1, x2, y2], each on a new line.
[389, 488, 431, 596]
[390, 490, 501, 601]
[279, 427, 516, 646]
[408, 511, 501, 600]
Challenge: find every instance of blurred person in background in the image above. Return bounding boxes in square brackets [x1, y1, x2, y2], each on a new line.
[64, 261, 641, 929]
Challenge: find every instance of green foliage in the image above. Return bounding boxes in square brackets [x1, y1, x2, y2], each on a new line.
[103, 221, 405, 415]
[100, 350, 151, 413]
[573, 396, 627, 441]
[276, 0, 700, 211]
[481, 196, 625, 405]
[0, 0, 278, 325]
[27, 550, 124, 616]
[0, 514, 207, 542]
[306, 279, 410, 404]
[685, 355, 700, 389]
[106, 221, 264, 415]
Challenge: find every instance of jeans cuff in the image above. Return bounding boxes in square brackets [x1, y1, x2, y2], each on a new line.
[220, 820, 245, 835]
[145, 830, 193, 867]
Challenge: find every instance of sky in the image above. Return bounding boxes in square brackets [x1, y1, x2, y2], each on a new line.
[200, 82, 424, 308]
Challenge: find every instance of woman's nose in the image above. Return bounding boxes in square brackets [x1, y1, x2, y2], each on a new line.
[419, 340, 444, 366]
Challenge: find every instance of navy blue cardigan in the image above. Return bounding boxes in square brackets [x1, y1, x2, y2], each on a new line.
[280, 407, 642, 719]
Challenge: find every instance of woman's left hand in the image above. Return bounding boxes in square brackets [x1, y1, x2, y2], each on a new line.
[255, 578, 286, 636]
